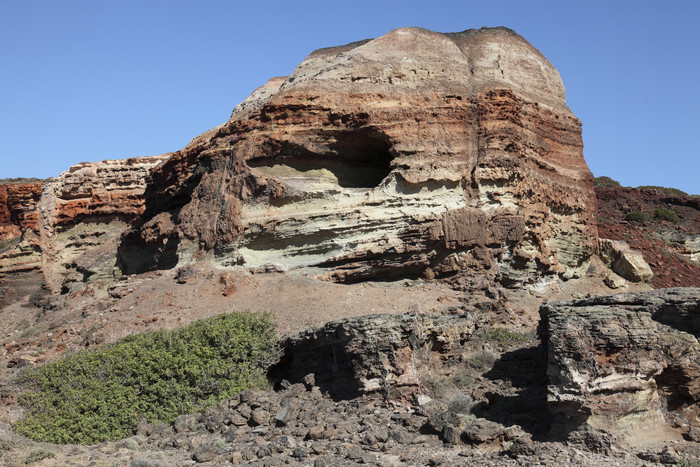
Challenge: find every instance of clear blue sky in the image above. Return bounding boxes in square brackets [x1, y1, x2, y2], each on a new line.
[1, 1, 698, 194]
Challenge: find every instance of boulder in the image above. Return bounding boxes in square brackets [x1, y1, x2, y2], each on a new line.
[540, 288, 700, 439]
[598, 238, 653, 282]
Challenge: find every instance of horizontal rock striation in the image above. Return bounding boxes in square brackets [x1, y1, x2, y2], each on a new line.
[0, 182, 44, 306]
[0, 156, 170, 303]
[122, 26, 597, 288]
[540, 288, 700, 439]
[40, 155, 171, 293]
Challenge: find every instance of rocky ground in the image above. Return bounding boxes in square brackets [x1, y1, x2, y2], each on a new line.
[1, 331, 698, 466]
[595, 184, 700, 288]
[1, 263, 694, 466]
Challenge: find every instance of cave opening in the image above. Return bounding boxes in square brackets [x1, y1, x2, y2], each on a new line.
[247, 129, 394, 189]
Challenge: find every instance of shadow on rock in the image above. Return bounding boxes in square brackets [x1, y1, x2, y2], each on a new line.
[475, 342, 553, 440]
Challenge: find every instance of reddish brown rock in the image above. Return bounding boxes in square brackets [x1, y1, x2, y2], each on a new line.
[0, 156, 170, 302]
[595, 184, 700, 288]
[39, 156, 171, 292]
[124, 27, 597, 288]
[0, 182, 43, 240]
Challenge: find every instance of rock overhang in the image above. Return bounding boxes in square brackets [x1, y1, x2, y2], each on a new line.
[119, 26, 597, 288]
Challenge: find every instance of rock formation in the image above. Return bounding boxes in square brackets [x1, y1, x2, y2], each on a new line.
[0, 182, 44, 306]
[0, 156, 169, 304]
[121, 26, 597, 290]
[274, 312, 478, 401]
[540, 288, 700, 440]
[598, 238, 653, 283]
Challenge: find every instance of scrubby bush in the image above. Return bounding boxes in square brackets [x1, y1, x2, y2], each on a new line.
[14, 312, 278, 444]
[625, 211, 648, 223]
[654, 207, 680, 223]
[593, 176, 621, 188]
[23, 448, 54, 464]
[486, 328, 529, 346]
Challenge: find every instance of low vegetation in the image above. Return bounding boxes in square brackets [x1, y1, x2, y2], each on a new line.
[593, 176, 621, 188]
[485, 328, 530, 347]
[654, 207, 680, 223]
[625, 211, 648, 223]
[0, 177, 43, 185]
[23, 449, 54, 465]
[14, 312, 279, 444]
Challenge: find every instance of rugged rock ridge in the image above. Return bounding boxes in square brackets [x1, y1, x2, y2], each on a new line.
[123, 26, 597, 289]
[540, 288, 700, 441]
[0, 156, 169, 304]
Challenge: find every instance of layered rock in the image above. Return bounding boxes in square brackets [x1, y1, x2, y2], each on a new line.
[0, 156, 170, 303]
[0, 182, 44, 306]
[39, 156, 171, 293]
[540, 288, 700, 439]
[122, 26, 597, 288]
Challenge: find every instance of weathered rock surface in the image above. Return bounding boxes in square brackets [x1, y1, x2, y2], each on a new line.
[0, 182, 44, 306]
[598, 238, 653, 283]
[540, 288, 700, 440]
[0, 156, 170, 304]
[122, 26, 597, 289]
[273, 311, 478, 401]
[39, 155, 171, 293]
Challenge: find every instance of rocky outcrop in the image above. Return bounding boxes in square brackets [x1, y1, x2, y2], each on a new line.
[273, 312, 478, 401]
[39, 155, 171, 293]
[0, 156, 170, 303]
[122, 26, 597, 289]
[0, 182, 44, 306]
[598, 238, 653, 283]
[0, 182, 43, 240]
[540, 288, 700, 440]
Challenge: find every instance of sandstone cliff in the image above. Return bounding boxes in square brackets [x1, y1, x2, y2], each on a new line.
[0, 156, 170, 305]
[121, 27, 597, 290]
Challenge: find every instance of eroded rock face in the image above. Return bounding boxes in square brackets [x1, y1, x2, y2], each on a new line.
[540, 288, 700, 438]
[124, 27, 597, 288]
[0, 182, 44, 306]
[272, 312, 477, 401]
[40, 156, 171, 293]
[0, 156, 170, 303]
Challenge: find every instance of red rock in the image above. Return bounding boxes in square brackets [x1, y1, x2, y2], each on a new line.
[123, 27, 597, 288]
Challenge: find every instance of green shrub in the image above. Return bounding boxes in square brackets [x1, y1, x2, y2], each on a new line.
[14, 312, 278, 444]
[486, 328, 529, 346]
[23, 449, 54, 464]
[593, 176, 621, 188]
[653, 207, 680, 223]
[625, 211, 647, 223]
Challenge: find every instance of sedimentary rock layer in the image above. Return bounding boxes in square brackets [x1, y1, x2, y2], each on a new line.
[123, 26, 597, 287]
[540, 288, 700, 438]
[0, 156, 170, 303]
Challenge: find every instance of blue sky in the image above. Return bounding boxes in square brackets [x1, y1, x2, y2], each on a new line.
[1, 1, 698, 194]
